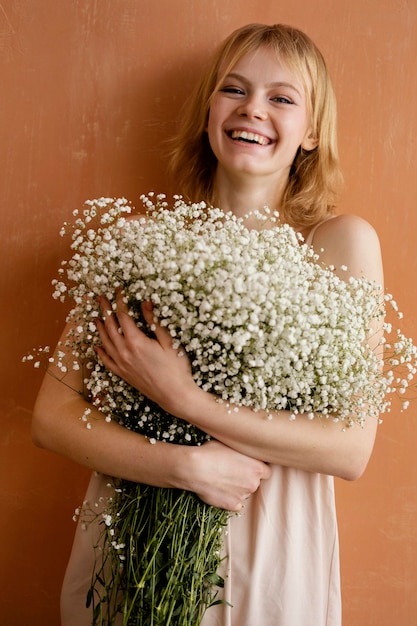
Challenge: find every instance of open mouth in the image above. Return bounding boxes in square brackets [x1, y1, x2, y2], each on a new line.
[229, 130, 271, 146]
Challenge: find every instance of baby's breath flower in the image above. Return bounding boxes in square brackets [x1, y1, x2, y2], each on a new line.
[46, 194, 414, 430]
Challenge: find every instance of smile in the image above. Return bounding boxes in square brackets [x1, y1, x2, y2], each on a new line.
[229, 130, 271, 146]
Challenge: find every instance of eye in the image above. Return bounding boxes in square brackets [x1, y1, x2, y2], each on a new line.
[271, 96, 293, 105]
[219, 86, 245, 96]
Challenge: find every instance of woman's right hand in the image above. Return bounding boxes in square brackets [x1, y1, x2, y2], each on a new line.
[179, 440, 272, 512]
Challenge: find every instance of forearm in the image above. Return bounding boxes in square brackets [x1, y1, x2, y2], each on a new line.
[32, 372, 189, 489]
[173, 384, 378, 480]
[94, 274, 380, 481]
[32, 365, 272, 512]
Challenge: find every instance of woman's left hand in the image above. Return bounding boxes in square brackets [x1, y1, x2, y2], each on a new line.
[95, 292, 195, 415]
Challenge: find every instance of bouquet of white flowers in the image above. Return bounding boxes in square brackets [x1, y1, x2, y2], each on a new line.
[26, 194, 417, 625]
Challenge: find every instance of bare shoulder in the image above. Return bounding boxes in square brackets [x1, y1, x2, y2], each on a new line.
[314, 213, 379, 247]
[312, 214, 383, 284]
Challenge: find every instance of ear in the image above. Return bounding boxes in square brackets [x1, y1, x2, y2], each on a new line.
[301, 129, 319, 151]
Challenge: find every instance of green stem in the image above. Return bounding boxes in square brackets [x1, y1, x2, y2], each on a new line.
[90, 482, 229, 626]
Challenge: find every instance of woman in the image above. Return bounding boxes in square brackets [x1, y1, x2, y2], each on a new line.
[32, 23, 383, 626]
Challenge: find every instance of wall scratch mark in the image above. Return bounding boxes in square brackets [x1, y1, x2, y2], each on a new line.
[0, 2, 18, 62]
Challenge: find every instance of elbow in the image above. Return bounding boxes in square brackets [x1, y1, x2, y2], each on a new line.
[333, 420, 377, 481]
[31, 427, 46, 450]
[31, 412, 45, 449]
[336, 448, 373, 482]
[31, 400, 50, 450]
[339, 460, 368, 482]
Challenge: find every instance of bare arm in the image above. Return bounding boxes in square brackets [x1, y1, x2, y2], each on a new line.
[95, 214, 384, 481]
[32, 326, 271, 512]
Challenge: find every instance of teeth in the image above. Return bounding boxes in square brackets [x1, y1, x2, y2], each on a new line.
[231, 130, 269, 145]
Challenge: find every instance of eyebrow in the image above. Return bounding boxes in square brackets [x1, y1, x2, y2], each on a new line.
[222, 72, 303, 96]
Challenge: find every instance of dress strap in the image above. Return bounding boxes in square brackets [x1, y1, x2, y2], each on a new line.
[305, 215, 336, 246]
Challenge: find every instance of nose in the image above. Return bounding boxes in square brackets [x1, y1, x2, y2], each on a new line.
[236, 94, 267, 120]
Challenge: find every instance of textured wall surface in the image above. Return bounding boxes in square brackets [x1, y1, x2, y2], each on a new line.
[1, 1, 416, 624]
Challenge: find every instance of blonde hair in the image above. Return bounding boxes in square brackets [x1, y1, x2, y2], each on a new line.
[169, 23, 343, 227]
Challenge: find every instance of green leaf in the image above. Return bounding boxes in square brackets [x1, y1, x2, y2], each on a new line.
[205, 573, 225, 587]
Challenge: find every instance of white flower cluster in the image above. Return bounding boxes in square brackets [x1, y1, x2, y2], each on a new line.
[37, 194, 417, 434]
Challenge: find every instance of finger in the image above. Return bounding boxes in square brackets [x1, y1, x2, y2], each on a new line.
[94, 316, 123, 374]
[113, 293, 171, 352]
[262, 463, 272, 480]
[114, 289, 130, 317]
[98, 295, 118, 328]
[141, 301, 175, 350]
[95, 318, 119, 357]
[94, 340, 119, 371]
[141, 301, 156, 330]
[114, 292, 150, 344]
[97, 296, 124, 347]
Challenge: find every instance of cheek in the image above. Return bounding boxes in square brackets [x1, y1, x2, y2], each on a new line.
[283, 115, 311, 145]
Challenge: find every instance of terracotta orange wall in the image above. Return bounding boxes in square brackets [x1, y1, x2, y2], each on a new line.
[1, 1, 416, 624]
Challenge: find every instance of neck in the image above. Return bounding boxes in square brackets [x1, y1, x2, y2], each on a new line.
[212, 168, 287, 223]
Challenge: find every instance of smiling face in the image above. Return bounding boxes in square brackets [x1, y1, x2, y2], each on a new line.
[207, 45, 318, 194]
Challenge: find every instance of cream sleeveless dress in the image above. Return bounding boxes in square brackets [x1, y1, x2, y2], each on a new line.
[60, 218, 341, 626]
[200, 217, 341, 626]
